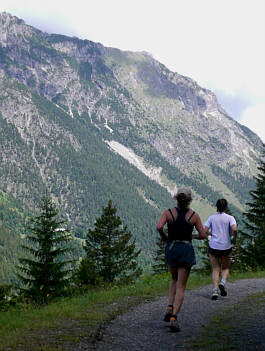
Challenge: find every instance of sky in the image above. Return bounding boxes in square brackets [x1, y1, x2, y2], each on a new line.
[1, 0, 265, 142]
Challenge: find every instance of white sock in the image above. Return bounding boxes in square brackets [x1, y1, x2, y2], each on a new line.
[221, 278, 226, 285]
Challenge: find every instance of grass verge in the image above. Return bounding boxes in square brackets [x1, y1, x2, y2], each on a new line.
[0, 271, 264, 351]
[189, 291, 265, 351]
[188, 271, 265, 351]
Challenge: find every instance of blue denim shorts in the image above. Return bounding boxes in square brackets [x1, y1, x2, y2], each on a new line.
[165, 241, 196, 268]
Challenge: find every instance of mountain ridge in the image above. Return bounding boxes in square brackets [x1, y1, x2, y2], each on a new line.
[0, 12, 262, 282]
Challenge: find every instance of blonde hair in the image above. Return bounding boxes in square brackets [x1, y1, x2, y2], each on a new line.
[175, 193, 192, 210]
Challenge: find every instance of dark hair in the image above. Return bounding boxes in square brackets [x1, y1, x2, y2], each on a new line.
[176, 193, 192, 210]
[216, 198, 227, 212]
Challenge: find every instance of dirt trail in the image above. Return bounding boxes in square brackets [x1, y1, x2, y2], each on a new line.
[87, 278, 265, 351]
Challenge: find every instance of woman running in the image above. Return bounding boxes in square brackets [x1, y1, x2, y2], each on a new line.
[204, 198, 237, 300]
[156, 187, 206, 332]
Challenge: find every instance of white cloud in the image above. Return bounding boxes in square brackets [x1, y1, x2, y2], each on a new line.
[239, 103, 265, 142]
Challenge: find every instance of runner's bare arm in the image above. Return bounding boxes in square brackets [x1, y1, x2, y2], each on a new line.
[156, 210, 169, 243]
[192, 214, 207, 239]
[231, 224, 237, 243]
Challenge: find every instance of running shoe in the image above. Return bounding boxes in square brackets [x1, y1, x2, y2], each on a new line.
[169, 315, 180, 332]
[211, 289, 219, 300]
[163, 305, 173, 322]
[219, 282, 227, 296]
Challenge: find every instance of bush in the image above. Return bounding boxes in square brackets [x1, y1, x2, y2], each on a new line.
[0, 284, 17, 311]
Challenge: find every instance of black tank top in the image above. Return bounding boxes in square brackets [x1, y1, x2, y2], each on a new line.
[167, 207, 195, 242]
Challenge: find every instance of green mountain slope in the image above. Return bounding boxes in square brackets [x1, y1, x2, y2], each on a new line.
[0, 12, 263, 283]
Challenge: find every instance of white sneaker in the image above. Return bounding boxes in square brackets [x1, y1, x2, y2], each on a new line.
[211, 289, 218, 300]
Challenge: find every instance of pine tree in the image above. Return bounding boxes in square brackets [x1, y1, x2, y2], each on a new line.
[80, 200, 142, 284]
[225, 208, 245, 272]
[229, 233, 247, 272]
[74, 250, 101, 287]
[240, 144, 265, 269]
[195, 233, 212, 274]
[153, 229, 168, 274]
[16, 193, 75, 304]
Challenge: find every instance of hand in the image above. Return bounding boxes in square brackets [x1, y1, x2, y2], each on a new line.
[160, 234, 168, 244]
[230, 236, 236, 245]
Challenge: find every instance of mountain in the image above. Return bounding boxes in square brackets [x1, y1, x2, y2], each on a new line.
[0, 12, 262, 283]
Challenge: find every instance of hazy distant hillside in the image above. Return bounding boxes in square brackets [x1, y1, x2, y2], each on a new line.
[0, 12, 262, 283]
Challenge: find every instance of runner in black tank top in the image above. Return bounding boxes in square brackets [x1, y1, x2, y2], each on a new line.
[167, 207, 195, 242]
[156, 187, 206, 332]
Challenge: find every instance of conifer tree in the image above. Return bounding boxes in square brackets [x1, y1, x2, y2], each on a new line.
[225, 208, 245, 272]
[240, 145, 265, 269]
[17, 193, 74, 304]
[81, 200, 142, 284]
[153, 231, 168, 274]
[229, 233, 247, 272]
[74, 250, 101, 287]
[195, 233, 212, 274]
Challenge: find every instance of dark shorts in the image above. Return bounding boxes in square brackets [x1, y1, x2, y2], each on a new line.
[208, 246, 232, 258]
[165, 241, 196, 269]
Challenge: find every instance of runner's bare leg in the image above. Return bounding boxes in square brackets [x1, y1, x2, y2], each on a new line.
[209, 254, 220, 289]
[169, 266, 190, 316]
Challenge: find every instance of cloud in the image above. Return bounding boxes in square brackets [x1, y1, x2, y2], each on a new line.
[210, 89, 252, 121]
[239, 103, 265, 142]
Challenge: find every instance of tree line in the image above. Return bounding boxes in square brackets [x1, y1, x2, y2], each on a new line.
[153, 144, 265, 274]
[10, 195, 141, 306]
[0, 145, 264, 309]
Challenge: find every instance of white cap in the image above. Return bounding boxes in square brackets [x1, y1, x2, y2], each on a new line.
[174, 187, 192, 199]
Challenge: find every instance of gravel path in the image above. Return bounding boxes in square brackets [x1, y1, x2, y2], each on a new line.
[91, 278, 265, 351]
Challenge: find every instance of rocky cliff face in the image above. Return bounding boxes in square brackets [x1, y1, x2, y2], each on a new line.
[102, 48, 261, 177]
[0, 12, 262, 242]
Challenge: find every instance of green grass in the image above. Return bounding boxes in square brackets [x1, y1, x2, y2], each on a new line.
[190, 290, 265, 351]
[0, 273, 169, 351]
[0, 271, 264, 351]
[188, 270, 265, 351]
[228, 269, 265, 281]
